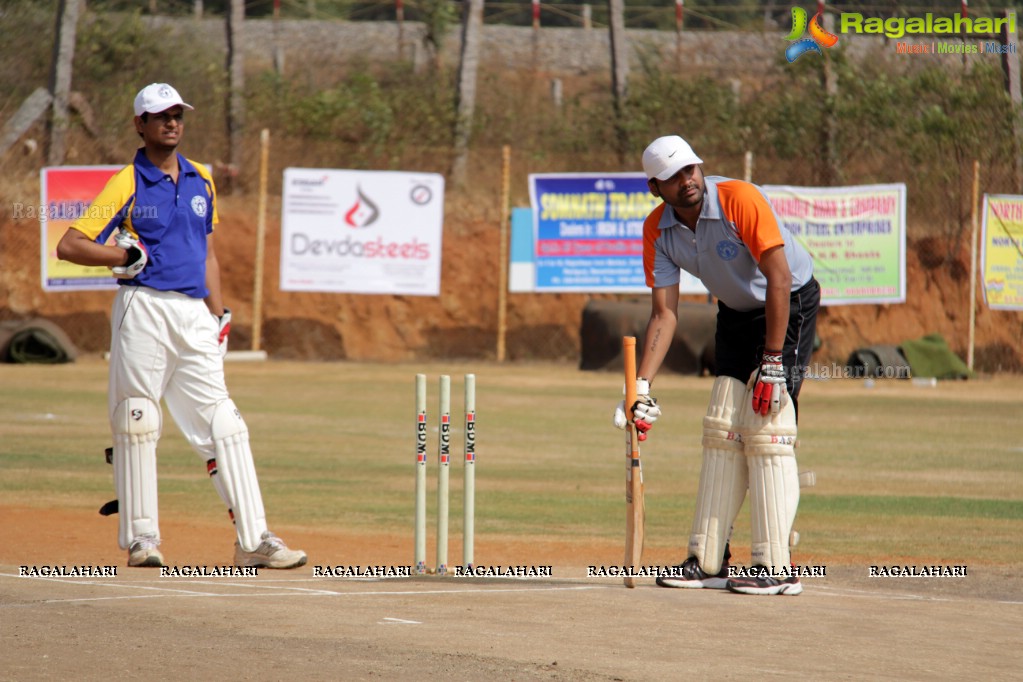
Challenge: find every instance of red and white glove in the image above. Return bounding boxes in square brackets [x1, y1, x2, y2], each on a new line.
[751, 350, 786, 416]
[613, 378, 661, 441]
[111, 229, 148, 279]
[216, 308, 231, 358]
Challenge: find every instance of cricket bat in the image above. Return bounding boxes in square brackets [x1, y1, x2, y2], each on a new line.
[622, 336, 645, 588]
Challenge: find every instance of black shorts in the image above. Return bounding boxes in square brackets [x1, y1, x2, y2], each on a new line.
[714, 278, 821, 414]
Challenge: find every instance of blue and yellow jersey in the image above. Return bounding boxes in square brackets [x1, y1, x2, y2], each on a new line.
[643, 175, 814, 311]
[71, 149, 218, 298]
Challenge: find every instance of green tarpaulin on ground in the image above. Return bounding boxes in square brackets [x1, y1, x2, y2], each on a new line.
[846, 333, 972, 380]
[898, 333, 973, 380]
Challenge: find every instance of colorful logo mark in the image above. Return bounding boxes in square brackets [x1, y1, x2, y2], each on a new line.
[785, 7, 839, 62]
[344, 186, 380, 228]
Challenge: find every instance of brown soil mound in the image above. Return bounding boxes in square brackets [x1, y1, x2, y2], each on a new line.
[2, 193, 1020, 371]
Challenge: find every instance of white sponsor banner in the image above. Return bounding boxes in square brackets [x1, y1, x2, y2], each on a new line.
[280, 168, 444, 295]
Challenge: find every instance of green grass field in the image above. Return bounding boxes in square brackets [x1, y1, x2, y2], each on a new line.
[2, 359, 1021, 567]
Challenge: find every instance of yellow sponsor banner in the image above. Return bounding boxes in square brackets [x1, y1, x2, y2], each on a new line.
[981, 195, 1023, 310]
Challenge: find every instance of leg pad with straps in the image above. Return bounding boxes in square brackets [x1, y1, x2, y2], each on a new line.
[112, 397, 161, 549]
[210, 400, 268, 552]
[740, 378, 799, 570]
[688, 376, 748, 575]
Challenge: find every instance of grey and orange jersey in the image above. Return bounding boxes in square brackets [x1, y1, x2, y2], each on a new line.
[643, 175, 814, 311]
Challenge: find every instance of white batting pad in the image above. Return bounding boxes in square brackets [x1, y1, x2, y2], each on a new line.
[112, 397, 161, 549]
[747, 454, 800, 569]
[688, 376, 748, 575]
[739, 369, 798, 458]
[211, 400, 268, 552]
[740, 381, 799, 569]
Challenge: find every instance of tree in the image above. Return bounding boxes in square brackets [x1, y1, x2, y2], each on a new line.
[48, 0, 82, 165]
[451, 0, 484, 186]
[225, 0, 245, 189]
[607, 0, 629, 162]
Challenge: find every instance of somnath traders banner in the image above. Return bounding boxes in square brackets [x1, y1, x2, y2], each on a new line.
[280, 169, 444, 296]
[528, 173, 707, 294]
[981, 194, 1023, 310]
[763, 184, 906, 306]
[39, 165, 122, 291]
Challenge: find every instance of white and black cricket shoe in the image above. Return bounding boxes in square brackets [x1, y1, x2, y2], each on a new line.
[656, 545, 731, 589]
[726, 566, 803, 596]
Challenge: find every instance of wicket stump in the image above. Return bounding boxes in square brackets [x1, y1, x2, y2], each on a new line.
[413, 373, 476, 575]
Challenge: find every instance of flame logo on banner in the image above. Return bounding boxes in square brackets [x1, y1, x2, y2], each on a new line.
[344, 186, 380, 228]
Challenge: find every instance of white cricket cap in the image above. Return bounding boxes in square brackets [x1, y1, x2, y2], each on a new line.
[642, 135, 703, 181]
[133, 83, 194, 117]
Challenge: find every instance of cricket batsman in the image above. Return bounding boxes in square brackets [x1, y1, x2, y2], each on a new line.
[614, 135, 820, 595]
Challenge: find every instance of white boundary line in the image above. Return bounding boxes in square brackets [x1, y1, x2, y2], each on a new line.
[40, 585, 608, 604]
[811, 583, 1023, 606]
[4, 573, 1021, 606]
[0, 573, 608, 604]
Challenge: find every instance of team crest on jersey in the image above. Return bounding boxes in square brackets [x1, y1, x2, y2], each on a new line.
[716, 240, 740, 261]
[191, 196, 208, 217]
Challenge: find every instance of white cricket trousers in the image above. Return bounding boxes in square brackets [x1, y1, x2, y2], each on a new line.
[109, 286, 227, 462]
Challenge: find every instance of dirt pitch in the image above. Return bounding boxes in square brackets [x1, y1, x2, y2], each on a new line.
[2, 506, 1021, 681]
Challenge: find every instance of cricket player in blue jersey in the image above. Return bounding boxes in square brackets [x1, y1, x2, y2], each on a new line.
[57, 83, 306, 569]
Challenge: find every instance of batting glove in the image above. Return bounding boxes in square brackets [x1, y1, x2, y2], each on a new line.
[111, 229, 148, 279]
[216, 308, 232, 359]
[612, 378, 661, 441]
[751, 350, 787, 416]
[631, 378, 661, 440]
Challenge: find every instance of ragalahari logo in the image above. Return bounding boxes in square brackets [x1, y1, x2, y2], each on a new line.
[785, 6, 839, 62]
[344, 186, 380, 228]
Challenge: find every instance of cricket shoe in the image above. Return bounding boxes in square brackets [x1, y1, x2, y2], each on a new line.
[234, 531, 307, 569]
[656, 545, 731, 589]
[128, 534, 165, 568]
[726, 567, 803, 596]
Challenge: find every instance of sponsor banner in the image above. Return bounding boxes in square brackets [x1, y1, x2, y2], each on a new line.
[509, 207, 535, 292]
[981, 195, 1023, 310]
[528, 173, 707, 294]
[39, 165, 123, 291]
[764, 183, 907, 306]
[280, 169, 444, 295]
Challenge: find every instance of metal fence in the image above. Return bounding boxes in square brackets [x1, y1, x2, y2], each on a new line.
[86, 1, 1014, 30]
